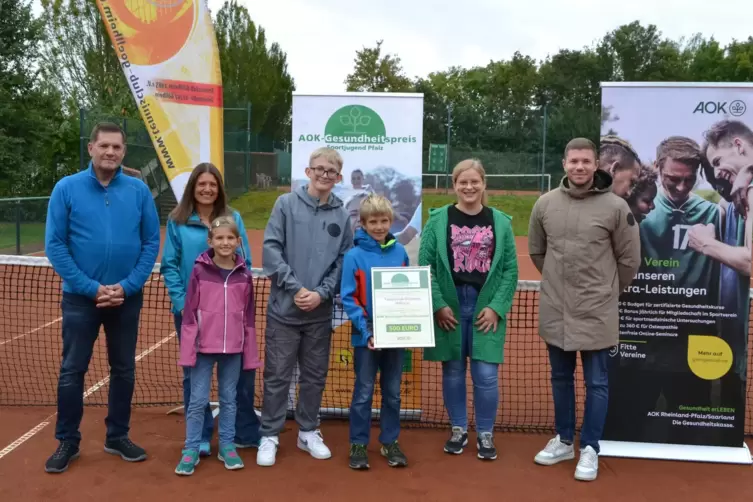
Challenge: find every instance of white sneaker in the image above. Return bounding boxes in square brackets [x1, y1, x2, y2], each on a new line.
[297, 429, 332, 460]
[574, 446, 599, 481]
[256, 436, 279, 467]
[534, 434, 575, 466]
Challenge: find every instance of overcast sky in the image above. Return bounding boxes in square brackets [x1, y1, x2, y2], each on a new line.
[207, 0, 753, 93]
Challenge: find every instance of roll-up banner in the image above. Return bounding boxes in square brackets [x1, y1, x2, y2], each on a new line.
[600, 82, 752, 465]
[290, 92, 424, 417]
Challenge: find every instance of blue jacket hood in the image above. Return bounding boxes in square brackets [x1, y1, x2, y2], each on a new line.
[353, 227, 398, 253]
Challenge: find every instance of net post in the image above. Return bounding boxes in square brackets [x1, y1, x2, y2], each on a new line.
[14, 200, 21, 255]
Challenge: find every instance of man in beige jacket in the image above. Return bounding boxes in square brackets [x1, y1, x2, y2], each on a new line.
[528, 137, 640, 482]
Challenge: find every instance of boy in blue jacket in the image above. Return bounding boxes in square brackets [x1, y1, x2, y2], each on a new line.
[340, 194, 410, 470]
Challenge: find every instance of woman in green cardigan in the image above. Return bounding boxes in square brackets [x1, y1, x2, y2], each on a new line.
[418, 159, 518, 461]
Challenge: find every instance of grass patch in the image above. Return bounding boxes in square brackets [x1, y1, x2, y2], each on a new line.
[0, 222, 46, 250]
[229, 190, 285, 230]
[694, 189, 722, 204]
[231, 190, 539, 236]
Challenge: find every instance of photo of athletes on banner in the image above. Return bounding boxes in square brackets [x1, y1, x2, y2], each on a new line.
[599, 83, 752, 460]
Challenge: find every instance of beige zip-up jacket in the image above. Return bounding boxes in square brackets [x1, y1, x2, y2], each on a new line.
[528, 170, 641, 351]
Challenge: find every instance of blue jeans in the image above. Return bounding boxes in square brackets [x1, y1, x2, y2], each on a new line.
[442, 285, 499, 434]
[349, 346, 404, 445]
[175, 314, 260, 446]
[185, 353, 242, 451]
[55, 292, 143, 445]
[547, 344, 609, 453]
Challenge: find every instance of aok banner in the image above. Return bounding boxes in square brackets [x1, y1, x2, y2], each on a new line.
[600, 82, 752, 464]
[96, 0, 224, 203]
[290, 92, 424, 415]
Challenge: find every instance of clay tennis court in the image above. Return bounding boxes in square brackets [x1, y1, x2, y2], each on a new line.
[2, 230, 753, 501]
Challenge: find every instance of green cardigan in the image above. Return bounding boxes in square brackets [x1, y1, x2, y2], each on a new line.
[418, 205, 519, 364]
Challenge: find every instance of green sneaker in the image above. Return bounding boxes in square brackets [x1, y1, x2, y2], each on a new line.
[349, 443, 369, 470]
[199, 442, 211, 457]
[175, 449, 200, 476]
[381, 441, 408, 467]
[218, 445, 244, 470]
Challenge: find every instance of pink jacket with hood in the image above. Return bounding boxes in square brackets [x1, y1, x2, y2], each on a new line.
[178, 250, 261, 370]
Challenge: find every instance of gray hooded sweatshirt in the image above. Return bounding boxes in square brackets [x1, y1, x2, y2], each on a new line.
[262, 185, 353, 325]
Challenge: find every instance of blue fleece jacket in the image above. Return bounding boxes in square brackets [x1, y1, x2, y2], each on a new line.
[161, 210, 252, 314]
[45, 163, 161, 298]
[340, 228, 409, 347]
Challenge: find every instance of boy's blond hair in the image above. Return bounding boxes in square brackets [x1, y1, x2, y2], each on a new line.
[309, 147, 343, 171]
[359, 193, 394, 222]
[209, 215, 240, 238]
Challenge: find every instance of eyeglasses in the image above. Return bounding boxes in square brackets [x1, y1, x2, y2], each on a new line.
[308, 166, 340, 179]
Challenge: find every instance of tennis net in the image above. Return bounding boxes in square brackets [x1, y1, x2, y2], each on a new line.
[2, 255, 752, 435]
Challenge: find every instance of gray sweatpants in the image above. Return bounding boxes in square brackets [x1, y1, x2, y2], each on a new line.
[260, 316, 332, 437]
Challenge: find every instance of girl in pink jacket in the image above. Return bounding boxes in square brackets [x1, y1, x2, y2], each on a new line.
[175, 216, 261, 476]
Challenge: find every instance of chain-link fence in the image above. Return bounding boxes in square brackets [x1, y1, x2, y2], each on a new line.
[421, 104, 601, 193]
[0, 197, 50, 255]
[79, 107, 291, 210]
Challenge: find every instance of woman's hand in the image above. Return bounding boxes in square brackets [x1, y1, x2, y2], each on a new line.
[475, 307, 499, 333]
[435, 307, 458, 331]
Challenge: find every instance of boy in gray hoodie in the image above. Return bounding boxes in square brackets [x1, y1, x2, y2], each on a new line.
[257, 147, 353, 467]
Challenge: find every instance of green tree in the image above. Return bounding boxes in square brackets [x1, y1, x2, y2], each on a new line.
[0, 0, 70, 196]
[214, 0, 295, 144]
[345, 40, 414, 92]
[38, 0, 135, 116]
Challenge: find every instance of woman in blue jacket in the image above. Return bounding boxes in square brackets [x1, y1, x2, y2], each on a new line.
[161, 163, 258, 457]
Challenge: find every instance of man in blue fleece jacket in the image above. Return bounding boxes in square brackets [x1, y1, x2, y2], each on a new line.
[43, 122, 160, 474]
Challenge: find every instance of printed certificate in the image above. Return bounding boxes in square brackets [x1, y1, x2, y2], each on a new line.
[371, 267, 435, 349]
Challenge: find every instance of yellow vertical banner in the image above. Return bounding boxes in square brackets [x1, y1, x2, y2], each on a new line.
[95, 0, 224, 203]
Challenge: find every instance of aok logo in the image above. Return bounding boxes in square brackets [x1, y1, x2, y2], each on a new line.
[297, 105, 417, 147]
[692, 100, 746, 117]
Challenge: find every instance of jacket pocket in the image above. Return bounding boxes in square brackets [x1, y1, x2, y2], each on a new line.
[224, 311, 246, 353]
[196, 310, 224, 352]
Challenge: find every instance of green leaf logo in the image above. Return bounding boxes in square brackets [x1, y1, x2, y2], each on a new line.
[325, 105, 386, 139]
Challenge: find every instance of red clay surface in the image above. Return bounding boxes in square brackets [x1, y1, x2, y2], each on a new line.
[2, 407, 753, 501]
[4, 224, 753, 501]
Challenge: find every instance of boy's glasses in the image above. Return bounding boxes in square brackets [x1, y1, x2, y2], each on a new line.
[308, 166, 340, 179]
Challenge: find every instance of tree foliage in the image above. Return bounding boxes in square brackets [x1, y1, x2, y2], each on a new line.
[39, 0, 135, 116]
[0, 0, 72, 196]
[6, 15, 753, 196]
[215, 0, 295, 141]
[345, 40, 414, 92]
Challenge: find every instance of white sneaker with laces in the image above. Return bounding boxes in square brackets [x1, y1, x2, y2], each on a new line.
[297, 429, 332, 460]
[534, 434, 575, 466]
[574, 446, 599, 481]
[256, 436, 279, 467]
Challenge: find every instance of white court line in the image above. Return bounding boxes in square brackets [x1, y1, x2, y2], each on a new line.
[0, 278, 159, 346]
[0, 331, 176, 461]
[0, 318, 62, 346]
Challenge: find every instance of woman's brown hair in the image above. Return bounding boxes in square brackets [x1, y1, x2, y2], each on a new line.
[169, 163, 230, 224]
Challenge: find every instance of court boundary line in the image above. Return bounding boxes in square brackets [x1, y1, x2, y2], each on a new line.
[0, 317, 63, 346]
[0, 331, 176, 461]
